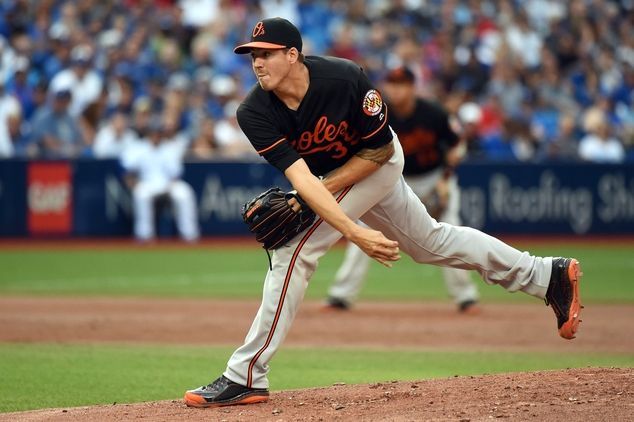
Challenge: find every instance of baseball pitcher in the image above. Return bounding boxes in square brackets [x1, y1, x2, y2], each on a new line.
[184, 18, 582, 409]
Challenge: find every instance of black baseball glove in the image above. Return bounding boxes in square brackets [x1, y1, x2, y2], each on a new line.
[242, 187, 317, 250]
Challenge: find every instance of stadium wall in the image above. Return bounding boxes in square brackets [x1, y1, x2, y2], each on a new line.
[0, 160, 633, 237]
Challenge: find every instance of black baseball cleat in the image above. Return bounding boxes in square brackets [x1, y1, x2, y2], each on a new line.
[185, 375, 269, 408]
[319, 296, 351, 311]
[544, 258, 583, 340]
[458, 299, 481, 315]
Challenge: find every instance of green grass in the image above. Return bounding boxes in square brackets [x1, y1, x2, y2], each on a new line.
[1, 240, 633, 413]
[2, 342, 633, 413]
[0, 242, 633, 303]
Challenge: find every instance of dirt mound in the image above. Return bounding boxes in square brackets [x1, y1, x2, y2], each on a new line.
[2, 297, 633, 420]
[2, 367, 632, 421]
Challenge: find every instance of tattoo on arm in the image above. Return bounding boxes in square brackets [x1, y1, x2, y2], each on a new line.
[355, 142, 394, 166]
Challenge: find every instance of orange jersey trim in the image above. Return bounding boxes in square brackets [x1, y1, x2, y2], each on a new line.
[257, 137, 287, 154]
[361, 104, 388, 140]
[246, 184, 355, 387]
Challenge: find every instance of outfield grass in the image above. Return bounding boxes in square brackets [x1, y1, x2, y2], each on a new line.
[1, 240, 633, 413]
[0, 242, 633, 303]
[2, 342, 633, 413]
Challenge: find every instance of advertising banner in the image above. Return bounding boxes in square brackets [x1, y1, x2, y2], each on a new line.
[457, 163, 634, 235]
[27, 161, 73, 235]
[1, 160, 632, 237]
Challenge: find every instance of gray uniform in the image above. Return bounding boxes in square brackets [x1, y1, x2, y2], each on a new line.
[328, 167, 478, 306]
[186, 19, 573, 409]
[225, 137, 552, 389]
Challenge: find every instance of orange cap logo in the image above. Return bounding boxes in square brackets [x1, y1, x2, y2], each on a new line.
[253, 22, 265, 38]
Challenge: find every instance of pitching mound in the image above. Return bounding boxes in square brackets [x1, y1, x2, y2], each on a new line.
[1, 297, 633, 420]
[2, 367, 632, 421]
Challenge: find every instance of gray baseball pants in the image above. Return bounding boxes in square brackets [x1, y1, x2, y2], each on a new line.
[224, 135, 552, 389]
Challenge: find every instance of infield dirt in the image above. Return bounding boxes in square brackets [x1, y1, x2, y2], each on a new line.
[1, 297, 633, 421]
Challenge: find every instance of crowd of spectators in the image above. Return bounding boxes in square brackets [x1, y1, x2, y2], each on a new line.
[0, 0, 633, 164]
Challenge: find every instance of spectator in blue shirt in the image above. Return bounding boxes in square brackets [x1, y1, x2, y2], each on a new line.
[29, 85, 84, 158]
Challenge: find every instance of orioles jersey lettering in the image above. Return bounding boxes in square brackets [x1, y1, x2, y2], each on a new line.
[237, 56, 392, 176]
[292, 116, 360, 153]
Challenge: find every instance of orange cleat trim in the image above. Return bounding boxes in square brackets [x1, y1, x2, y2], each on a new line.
[184, 391, 269, 408]
[558, 259, 582, 340]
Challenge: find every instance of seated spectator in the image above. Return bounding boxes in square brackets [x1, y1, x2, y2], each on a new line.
[188, 115, 219, 160]
[538, 112, 581, 162]
[615, 99, 634, 156]
[509, 119, 539, 162]
[0, 96, 34, 158]
[182, 89, 209, 142]
[611, 65, 634, 108]
[479, 119, 521, 162]
[93, 111, 139, 159]
[141, 69, 168, 114]
[179, 0, 219, 29]
[578, 109, 626, 163]
[106, 64, 136, 115]
[40, 26, 72, 82]
[48, 44, 103, 119]
[161, 110, 191, 152]
[0, 79, 19, 157]
[120, 118, 199, 242]
[130, 96, 152, 139]
[0, 119, 14, 158]
[4, 56, 37, 120]
[457, 102, 485, 160]
[505, 12, 543, 69]
[29, 84, 84, 158]
[207, 73, 238, 120]
[484, 63, 525, 118]
[478, 94, 506, 137]
[213, 99, 258, 158]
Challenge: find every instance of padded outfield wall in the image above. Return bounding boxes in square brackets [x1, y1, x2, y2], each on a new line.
[0, 159, 633, 237]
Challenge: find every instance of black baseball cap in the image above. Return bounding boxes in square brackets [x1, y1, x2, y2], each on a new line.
[234, 17, 302, 54]
[385, 66, 415, 84]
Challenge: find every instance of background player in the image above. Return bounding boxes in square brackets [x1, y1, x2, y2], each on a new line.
[323, 66, 480, 314]
[184, 17, 582, 409]
[120, 117, 199, 242]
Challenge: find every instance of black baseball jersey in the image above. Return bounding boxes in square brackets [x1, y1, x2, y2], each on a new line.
[390, 98, 459, 176]
[237, 56, 393, 176]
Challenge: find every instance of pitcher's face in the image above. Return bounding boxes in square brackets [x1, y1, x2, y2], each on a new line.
[250, 48, 291, 91]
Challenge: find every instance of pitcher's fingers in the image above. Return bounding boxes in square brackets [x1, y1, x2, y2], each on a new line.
[370, 249, 401, 261]
[378, 245, 400, 258]
[382, 240, 399, 249]
[376, 258, 393, 268]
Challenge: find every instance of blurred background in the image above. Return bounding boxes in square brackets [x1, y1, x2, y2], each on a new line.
[0, 0, 633, 239]
[1, 2, 633, 414]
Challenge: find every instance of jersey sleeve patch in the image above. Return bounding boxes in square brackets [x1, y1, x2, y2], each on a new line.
[362, 89, 383, 116]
